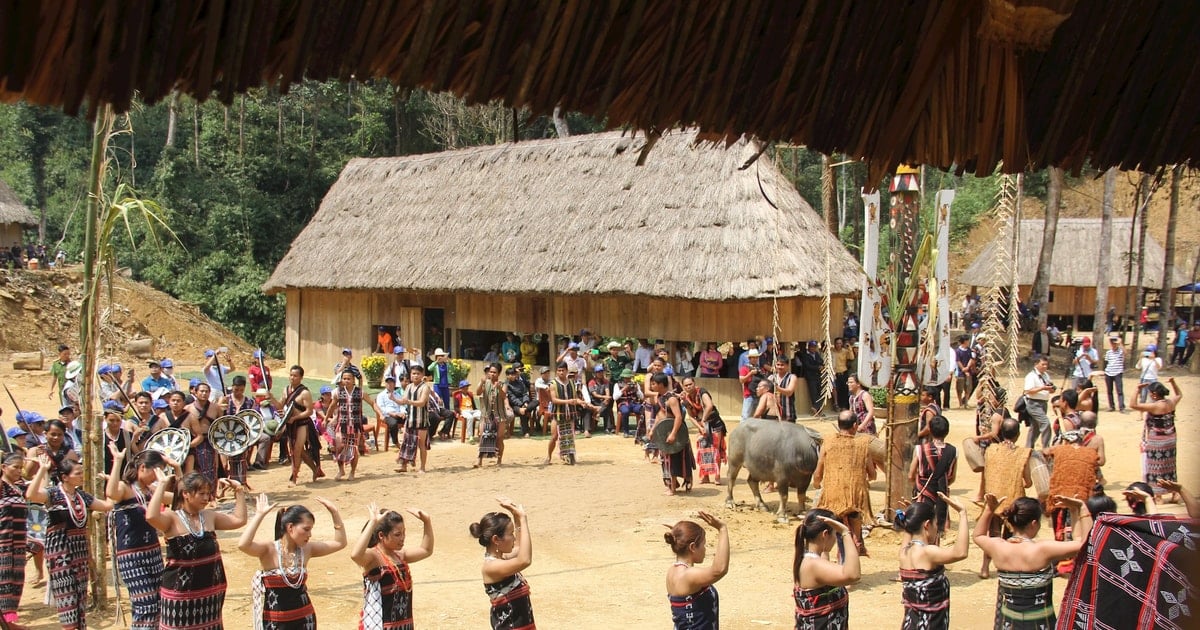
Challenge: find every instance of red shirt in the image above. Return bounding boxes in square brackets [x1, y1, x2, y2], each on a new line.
[738, 365, 754, 398]
[248, 364, 272, 392]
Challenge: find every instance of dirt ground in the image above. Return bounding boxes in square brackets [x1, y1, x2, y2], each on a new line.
[1, 366, 1195, 629]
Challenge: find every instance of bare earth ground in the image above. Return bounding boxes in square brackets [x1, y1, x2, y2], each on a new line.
[1, 367, 1195, 629]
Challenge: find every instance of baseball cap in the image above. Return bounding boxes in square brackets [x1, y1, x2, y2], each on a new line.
[620, 369, 634, 379]
[568, 342, 579, 350]
[539, 366, 550, 374]
[664, 365, 675, 376]
[342, 348, 352, 356]
[1081, 337, 1092, 345]
[393, 345, 405, 354]
[102, 401, 125, 415]
[6, 427, 26, 438]
[385, 376, 397, 382]
[152, 399, 168, 410]
[160, 358, 174, 369]
[1147, 344, 1158, 352]
[971, 322, 980, 329]
[204, 349, 215, 358]
[458, 379, 470, 388]
[97, 365, 111, 375]
[579, 328, 591, 336]
[319, 385, 333, 395]
[607, 341, 620, 349]
[189, 377, 202, 388]
[593, 364, 604, 372]
[253, 349, 263, 359]
[807, 340, 817, 346]
[147, 360, 161, 368]
[58, 405, 75, 415]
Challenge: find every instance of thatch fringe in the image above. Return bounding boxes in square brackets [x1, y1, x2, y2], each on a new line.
[0, 180, 36, 226]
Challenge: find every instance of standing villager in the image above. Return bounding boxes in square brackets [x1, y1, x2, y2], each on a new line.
[27, 454, 115, 630]
[978, 418, 1032, 579]
[1071, 337, 1098, 389]
[664, 511, 729, 630]
[968, 381, 1007, 501]
[326, 370, 364, 480]
[813, 411, 876, 555]
[830, 338, 855, 410]
[238, 495, 346, 630]
[651, 373, 694, 496]
[217, 375, 256, 488]
[476, 363, 510, 468]
[681, 378, 725, 485]
[352, 502, 434, 630]
[895, 496, 970, 630]
[1101, 335, 1127, 412]
[792, 509, 861, 630]
[697, 343, 723, 378]
[973, 494, 1092, 630]
[954, 335, 976, 408]
[265, 365, 325, 486]
[471, 498, 535, 630]
[916, 386, 941, 442]
[1135, 344, 1162, 403]
[396, 366, 429, 474]
[544, 363, 580, 466]
[799, 341, 825, 415]
[0, 452, 29, 629]
[1022, 357, 1056, 449]
[846, 375, 876, 435]
[1041, 431, 1099, 576]
[1130, 378, 1182, 503]
[908, 416, 956, 536]
[184, 383, 220, 484]
[106, 447, 181, 630]
[147, 470, 248, 630]
[769, 358, 799, 422]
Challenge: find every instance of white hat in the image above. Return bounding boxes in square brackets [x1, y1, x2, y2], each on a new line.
[65, 360, 83, 380]
[433, 348, 447, 356]
[747, 348, 761, 357]
[607, 341, 621, 349]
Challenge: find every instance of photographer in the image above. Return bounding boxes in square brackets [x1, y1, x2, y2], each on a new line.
[1022, 356, 1056, 448]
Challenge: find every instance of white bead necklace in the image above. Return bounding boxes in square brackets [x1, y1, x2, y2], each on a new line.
[275, 540, 306, 589]
[177, 509, 205, 537]
[64, 487, 87, 528]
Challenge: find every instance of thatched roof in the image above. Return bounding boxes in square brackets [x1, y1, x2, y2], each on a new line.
[264, 131, 861, 301]
[959, 218, 1176, 289]
[1, 2, 1198, 179]
[0, 180, 35, 226]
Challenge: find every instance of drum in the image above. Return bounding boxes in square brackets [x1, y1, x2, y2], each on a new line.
[868, 436, 886, 468]
[209, 415, 253, 457]
[962, 438, 985, 473]
[651, 417, 689, 455]
[236, 409, 264, 444]
[1027, 451, 1051, 499]
[145, 428, 191, 465]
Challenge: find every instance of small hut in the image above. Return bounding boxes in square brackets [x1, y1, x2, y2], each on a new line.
[0, 180, 35, 248]
[959, 218, 1171, 328]
[264, 131, 862, 408]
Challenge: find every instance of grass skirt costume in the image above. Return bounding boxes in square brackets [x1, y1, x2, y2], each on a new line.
[45, 485, 93, 630]
[113, 489, 165, 630]
[1142, 409, 1177, 495]
[0, 480, 28, 625]
[251, 542, 316, 630]
[484, 572, 536, 630]
[668, 583, 719, 629]
[794, 584, 848, 630]
[360, 549, 414, 630]
[160, 519, 227, 630]
[994, 565, 1055, 629]
[900, 566, 949, 630]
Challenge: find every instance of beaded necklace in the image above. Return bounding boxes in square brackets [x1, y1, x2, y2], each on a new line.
[177, 509, 205, 537]
[64, 487, 87, 528]
[274, 540, 305, 589]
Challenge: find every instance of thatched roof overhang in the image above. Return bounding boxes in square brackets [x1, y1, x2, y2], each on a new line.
[264, 131, 862, 301]
[1, 1, 1197, 179]
[0, 180, 36, 225]
[958, 218, 1173, 288]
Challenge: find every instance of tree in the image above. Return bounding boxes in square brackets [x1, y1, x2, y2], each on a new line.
[1093, 168, 1116, 340]
[1031, 167, 1062, 328]
[1158, 165, 1182, 349]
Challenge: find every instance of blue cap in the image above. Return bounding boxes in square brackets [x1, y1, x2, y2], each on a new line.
[6, 427, 26, 438]
[204, 349, 215, 358]
[1147, 344, 1157, 352]
[102, 401, 125, 414]
[188, 377, 202, 388]
[15, 411, 43, 424]
[342, 348, 352, 355]
[458, 379, 470, 388]
[393, 345, 405, 354]
[160, 358, 174, 368]
[152, 399, 168, 409]
[319, 385, 333, 395]
[97, 365, 110, 375]
[593, 364, 604, 372]
[568, 342, 579, 350]
[252, 349, 263, 359]
[765, 336, 774, 343]
[110, 362, 122, 371]
[664, 365, 675, 376]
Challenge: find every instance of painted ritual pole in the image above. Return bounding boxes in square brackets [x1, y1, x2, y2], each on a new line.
[885, 166, 922, 513]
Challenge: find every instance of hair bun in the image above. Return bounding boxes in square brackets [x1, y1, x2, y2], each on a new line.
[663, 532, 675, 546]
[469, 523, 482, 538]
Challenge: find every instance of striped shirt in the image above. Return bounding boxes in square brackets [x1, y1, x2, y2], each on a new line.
[1104, 349, 1125, 376]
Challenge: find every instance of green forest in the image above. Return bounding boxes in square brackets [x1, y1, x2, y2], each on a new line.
[0, 80, 1022, 356]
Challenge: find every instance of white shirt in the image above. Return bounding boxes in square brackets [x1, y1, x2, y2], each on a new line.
[376, 389, 406, 417]
[611, 382, 644, 401]
[577, 338, 595, 353]
[1073, 347, 1098, 378]
[1024, 369, 1052, 401]
[1137, 356, 1162, 381]
[204, 365, 230, 394]
[633, 346, 654, 371]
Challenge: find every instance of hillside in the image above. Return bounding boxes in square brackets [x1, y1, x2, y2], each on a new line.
[0, 268, 254, 364]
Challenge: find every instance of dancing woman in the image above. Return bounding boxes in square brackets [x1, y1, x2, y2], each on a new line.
[147, 470, 248, 630]
[681, 378, 725, 485]
[0, 453, 30, 630]
[471, 498, 534, 630]
[664, 511, 729, 630]
[475, 362, 510, 468]
[325, 370, 364, 480]
[895, 495, 970, 630]
[27, 453, 115, 630]
[106, 445, 181, 630]
[1130, 378, 1182, 503]
[792, 509, 861, 630]
[352, 502, 434, 629]
[973, 494, 1092, 629]
[238, 494, 346, 629]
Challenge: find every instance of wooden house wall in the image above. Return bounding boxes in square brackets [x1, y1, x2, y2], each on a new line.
[1015, 285, 1138, 318]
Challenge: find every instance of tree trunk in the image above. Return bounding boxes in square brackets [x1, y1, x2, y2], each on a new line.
[1157, 165, 1181, 349]
[822, 154, 837, 236]
[1031, 167, 1063, 328]
[1190, 246, 1200, 328]
[192, 100, 201, 170]
[165, 91, 178, 148]
[1132, 181, 1152, 353]
[238, 94, 245, 163]
[1093, 168, 1116, 341]
[551, 106, 570, 138]
[1123, 174, 1150, 332]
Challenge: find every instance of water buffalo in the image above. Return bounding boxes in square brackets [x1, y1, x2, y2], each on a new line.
[725, 418, 823, 522]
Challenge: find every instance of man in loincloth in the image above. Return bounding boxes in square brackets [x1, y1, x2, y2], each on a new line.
[813, 410, 876, 555]
[543, 362, 583, 465]
[979, 418, 1032, 578]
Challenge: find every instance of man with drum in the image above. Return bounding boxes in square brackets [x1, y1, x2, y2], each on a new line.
[264, 365, 325, 486]
[979, 418, 1032, 578]
[216, 375, 256, 488]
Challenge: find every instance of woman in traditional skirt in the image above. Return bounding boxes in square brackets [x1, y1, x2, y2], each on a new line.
[396, 366, 429, 474]
[792, 509, 860, 630]
[238, 494, 346, 629]
[846, 375, 877, 435]
[968, 382, 1007, 501]
[651, 373, 694, 495]
[682, 378, 725, 484]
[326, 370, 364, 480]
[0, 452, 30, 629]
[973, 494, 1091, 629]
[186, 383, 220, 485]
[1131, 378, 1182, 502]
[471, 498, 535, 630]
[27, 453, 115, 630]
[895, 496, 970, 630]
[665, 511, 729, 630]
[545, 363, 579, 466]
[105, 446, 181, 630]
[147, 470, 248, 630]
[352, 502, 434, 629]
[476, 363, 510, 469]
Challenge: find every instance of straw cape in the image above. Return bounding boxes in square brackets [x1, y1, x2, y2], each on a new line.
[959, 218, 1173, 289]
[264, 130, 861, 300]
[0, 180, 36, 226]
